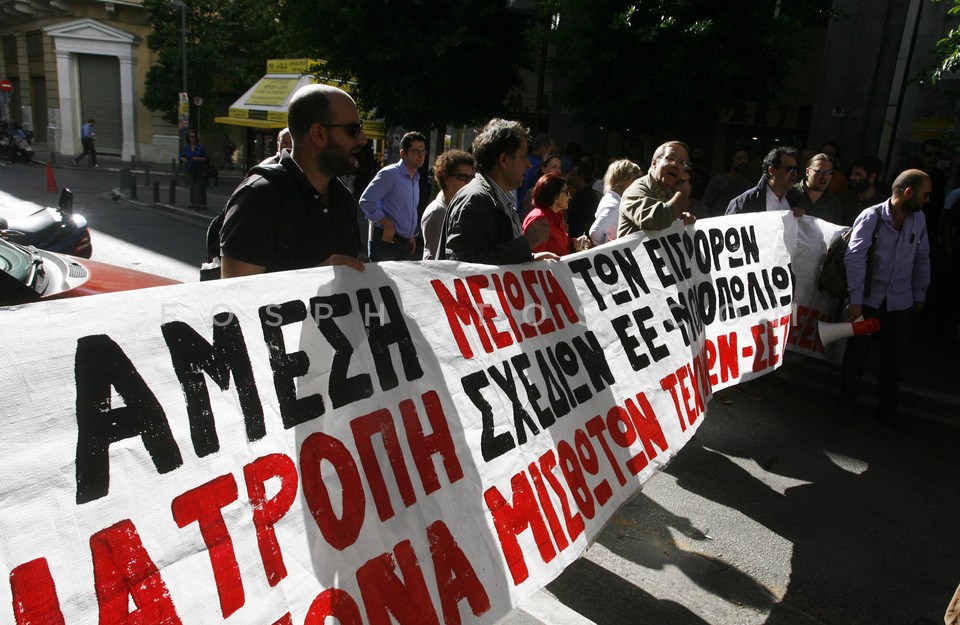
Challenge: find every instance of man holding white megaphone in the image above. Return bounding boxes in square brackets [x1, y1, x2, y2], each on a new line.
[837, 169, 931, 432]
[818, 316, 881, 346]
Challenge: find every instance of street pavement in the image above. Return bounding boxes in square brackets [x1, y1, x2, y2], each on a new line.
[3, 146, 959, 623]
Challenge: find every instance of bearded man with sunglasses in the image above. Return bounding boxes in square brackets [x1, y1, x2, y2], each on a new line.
[219, 84, 366, 278]
[726, 146, 802, 216]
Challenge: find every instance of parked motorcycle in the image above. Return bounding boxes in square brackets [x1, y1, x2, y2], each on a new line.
[0, 120, 35, 164]
[0, 189, 92, 258]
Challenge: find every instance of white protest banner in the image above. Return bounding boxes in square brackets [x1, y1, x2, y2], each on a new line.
[781, 215, 849, 359]
[0, 212, 802, 624]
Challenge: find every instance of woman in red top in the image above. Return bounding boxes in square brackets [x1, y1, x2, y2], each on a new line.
[522, 171, 591, 256]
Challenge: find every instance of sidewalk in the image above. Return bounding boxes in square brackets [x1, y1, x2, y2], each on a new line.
[34, 141, 243, 226]
[23, 141, 960, 428]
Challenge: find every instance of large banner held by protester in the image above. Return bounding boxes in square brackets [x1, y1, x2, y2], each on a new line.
[0, 212, 836, 624]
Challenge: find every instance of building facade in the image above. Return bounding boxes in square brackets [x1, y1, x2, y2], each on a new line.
[1, 0, 179, 162]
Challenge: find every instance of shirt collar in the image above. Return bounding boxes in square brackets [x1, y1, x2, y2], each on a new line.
[482, 173, 518, 212]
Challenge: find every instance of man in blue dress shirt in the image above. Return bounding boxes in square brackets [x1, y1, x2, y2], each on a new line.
[360, 131, 427, 261]
[839, 168, 932, 431]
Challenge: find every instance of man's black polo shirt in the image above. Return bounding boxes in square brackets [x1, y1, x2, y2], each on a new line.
[220, 153, 360, 272]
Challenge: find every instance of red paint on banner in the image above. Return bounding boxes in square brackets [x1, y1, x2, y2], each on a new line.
[10, 558, 66, 625]
[171, 474, 244, 617]
[304, 589, 362, 625]
[243, 453, 299, 586]
[90, 520, 181, 624]
[357, 539, 441, 625]
[788, 306, 827, 352]
[485, 391, 669, 587]
[427, 520, 491, 623]
[431, 269, 579, 359]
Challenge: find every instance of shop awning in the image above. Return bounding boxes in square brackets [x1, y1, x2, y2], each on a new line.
[215, 60, 385, 139]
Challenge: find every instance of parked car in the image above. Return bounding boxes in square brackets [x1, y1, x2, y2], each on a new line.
[0, 189, 92, 258]
[0, 237, 178, 306]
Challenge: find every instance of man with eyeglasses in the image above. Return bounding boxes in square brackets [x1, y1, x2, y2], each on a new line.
[719, 145, 802, 404]
[218, 84, 366, 278]
[726, 146, 802, 216]
[785, 153, 843, 225]
[421, 149, 475, 260]
[617, 140, 696, 237]
[360, 131, 428, 262]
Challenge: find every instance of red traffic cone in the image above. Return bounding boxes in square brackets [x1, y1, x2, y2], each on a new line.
[45, 162, 58, 193]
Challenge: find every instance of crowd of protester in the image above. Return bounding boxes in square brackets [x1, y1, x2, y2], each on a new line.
[215, 84, 957, 436]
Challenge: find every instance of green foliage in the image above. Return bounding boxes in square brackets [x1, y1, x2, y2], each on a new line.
[141, 0, 285, 130]
[282, 0, 536, 134]
[546, 0, 803, 140]
[927, 0, 960, 83]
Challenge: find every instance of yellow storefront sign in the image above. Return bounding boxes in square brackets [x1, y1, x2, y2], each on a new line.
[245, 78, 302, 107]
[266, 59, 324, 74]
[216, 60, 384, 137]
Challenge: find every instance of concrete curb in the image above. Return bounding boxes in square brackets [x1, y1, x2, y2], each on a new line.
[96, 188, 215, 227]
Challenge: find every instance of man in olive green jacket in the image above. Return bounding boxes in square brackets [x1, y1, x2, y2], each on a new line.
[617, 140, 697, 237]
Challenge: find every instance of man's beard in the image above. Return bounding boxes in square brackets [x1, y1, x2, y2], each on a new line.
[850, 178, 870, 193]
[904, 196, 925, 213]
[318, 148, 357, 177]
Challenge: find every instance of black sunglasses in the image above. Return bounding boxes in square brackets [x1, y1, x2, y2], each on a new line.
[453, 173, 475, 182]
[320, 122, 364, 138]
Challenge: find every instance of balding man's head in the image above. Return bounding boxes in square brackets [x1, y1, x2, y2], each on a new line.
[287, 84, 354, 144]
[892, 168, 932, 213]
[277, 128, 292, 154]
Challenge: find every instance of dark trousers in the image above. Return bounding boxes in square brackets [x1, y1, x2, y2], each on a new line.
[368, 226, 415, 262]
[74, 138, 97, 166]
[840, 303, 913, 416]
[185, 170, 207, 209]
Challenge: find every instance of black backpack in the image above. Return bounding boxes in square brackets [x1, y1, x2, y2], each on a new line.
[200, 163, 302, 281]
[817, 207, 882, 299]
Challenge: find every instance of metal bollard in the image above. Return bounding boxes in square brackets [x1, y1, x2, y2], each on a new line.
[152, 181, 160, 205]
[168, 180, 177, 204]
[144, 165, 151, 187]
[50, 152, 57, 166]
[130, 155, 136, 170]
[129, 174, 138, 200]
[119, 168, 130, 190]
[171, 158, 177, 175]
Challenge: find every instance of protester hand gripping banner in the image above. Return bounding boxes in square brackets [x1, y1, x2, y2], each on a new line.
[0, 212, 804, 624]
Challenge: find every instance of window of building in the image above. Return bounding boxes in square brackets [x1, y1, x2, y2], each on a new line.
[26, 32, 43, 60]
[2, 36, 17, 63]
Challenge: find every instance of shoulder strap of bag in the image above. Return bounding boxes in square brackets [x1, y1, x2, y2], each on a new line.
[863, 206, 882, 298]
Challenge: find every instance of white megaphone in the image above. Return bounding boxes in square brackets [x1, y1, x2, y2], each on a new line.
[818, 317, 882, 346]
